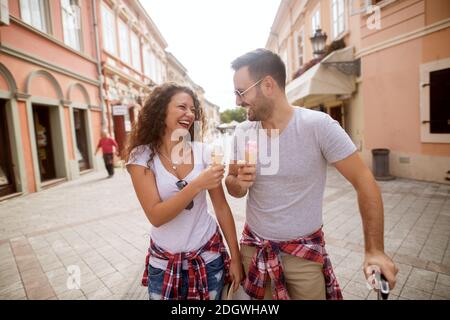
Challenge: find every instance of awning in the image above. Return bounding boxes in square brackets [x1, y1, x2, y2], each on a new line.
[286, 46, 357, 105]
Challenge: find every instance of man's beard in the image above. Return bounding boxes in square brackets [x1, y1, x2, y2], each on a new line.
[246, 97, 273, 121]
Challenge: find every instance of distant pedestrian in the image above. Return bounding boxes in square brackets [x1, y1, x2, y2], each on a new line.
[95, 131, 119, 178]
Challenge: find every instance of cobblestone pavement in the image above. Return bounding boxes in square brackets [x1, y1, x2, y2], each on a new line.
[1, 166, 449, 300]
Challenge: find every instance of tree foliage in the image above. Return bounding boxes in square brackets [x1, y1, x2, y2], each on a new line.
[220, 108, 247, 123]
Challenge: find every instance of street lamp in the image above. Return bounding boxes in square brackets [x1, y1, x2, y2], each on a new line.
[310, 28, 327, 58]
[310, 28, 361, 76]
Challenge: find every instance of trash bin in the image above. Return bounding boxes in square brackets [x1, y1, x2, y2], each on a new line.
[371, 149, 395, 181]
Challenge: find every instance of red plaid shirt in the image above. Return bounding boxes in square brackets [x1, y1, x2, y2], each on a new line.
[141, 228, 230, 300]
[240, 224, 343, 300]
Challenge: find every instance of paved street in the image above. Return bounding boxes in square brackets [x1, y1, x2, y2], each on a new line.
[1, 165, 449, 300]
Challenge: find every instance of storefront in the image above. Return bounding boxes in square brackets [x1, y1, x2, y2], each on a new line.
[73, 108, 91, 172]
[0, 63, 26, 198]
[32, 104, 57, 182]
[30, 101, 71, 186]
[104, 77, 143, 155]
[0, 99, 16, 197]
[112, 104, 133, 154]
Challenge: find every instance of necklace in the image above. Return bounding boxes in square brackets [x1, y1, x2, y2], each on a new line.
[159, 152, 178, 171]
[159, 143, 192, 171]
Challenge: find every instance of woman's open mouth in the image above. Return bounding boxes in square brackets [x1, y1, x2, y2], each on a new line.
[178, 120, 191, 129]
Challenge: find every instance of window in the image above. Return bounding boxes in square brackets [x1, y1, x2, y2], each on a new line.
[155, 56, 165, 83]
[332, 0, 346, 39]
[430, 68, 450, 134]
[419, 58, 450, 143]
[118, 20, 130, 64]
[280, 47, 289, 79]
[130, 32, 141, 71]
[1, 0, 10, 25]
[295, 28, 305, 68]
[20, 0, 48, 32]
[150, 50, 157, 81]
[143, 45, 165, 83]
[311, 8, 321, 35]
[349, 0, 367, 15]
[154, 56, 161, 83]
[101, 4, 117, 55]
[61, 0, 81, 51]
[143, 45, 152, 79]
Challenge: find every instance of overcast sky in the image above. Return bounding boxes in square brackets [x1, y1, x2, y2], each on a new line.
[142, 0, 281, 111]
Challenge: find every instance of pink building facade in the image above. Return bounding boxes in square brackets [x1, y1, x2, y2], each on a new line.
[96, 0, 169, 155]
[267, 0, 450, 184]
[0, 0, 104, 198]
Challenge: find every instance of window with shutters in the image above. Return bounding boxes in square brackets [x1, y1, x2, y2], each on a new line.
[419, 58, 450, 143]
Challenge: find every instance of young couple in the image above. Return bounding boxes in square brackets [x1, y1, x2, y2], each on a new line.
[125, 49, 398, 300]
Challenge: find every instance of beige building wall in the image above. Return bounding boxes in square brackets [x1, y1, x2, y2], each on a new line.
[267, 0, 450, 184]
[202, 99, 221, 143]
[167, 52, 188, 85]
[358, 0, 450, 184]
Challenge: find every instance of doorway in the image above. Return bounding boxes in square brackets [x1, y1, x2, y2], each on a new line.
[73, 109, 91, 171]
[32, 105, 56, 182]
[329, 106, 343, 127]
[0, 99, 16, 197]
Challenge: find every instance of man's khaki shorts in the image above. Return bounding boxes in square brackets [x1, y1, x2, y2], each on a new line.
[241, 244, 326, 300]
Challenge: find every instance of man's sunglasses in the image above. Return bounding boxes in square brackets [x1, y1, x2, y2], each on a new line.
[176, 180, 194, 210]
[234, 78, 264, 100]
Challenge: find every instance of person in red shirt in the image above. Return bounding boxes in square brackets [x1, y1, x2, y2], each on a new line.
[95, 131, 119, 178]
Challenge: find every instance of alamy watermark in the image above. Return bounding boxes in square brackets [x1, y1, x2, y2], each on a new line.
[66, 265, 81, 290]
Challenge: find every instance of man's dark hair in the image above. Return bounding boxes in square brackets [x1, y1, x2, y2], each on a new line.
[231, 48, 286, 89]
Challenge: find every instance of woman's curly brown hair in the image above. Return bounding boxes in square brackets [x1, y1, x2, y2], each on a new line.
[124, 82, 205, 167]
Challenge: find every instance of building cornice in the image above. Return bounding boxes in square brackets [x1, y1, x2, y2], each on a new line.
[9, 16, 98, 64]
[265, 0, 293, 48]
[0, 44, 100, 86]
[15, 92, 31, 101]
[103, 63, 146, 88]
[135, 0, 168, 49]
[166, 52, 188, 74]
[356, 18, 450, 58]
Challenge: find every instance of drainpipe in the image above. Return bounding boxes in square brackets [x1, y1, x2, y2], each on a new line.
[92, 0, 107, 132]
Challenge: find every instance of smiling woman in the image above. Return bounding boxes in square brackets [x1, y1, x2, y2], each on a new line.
[123, 82, 244, 300]
[124, 82, 204, 164]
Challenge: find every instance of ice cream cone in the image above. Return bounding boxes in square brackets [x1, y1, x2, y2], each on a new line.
[211, 145, 224, 165]
[246, 141, 257, 164]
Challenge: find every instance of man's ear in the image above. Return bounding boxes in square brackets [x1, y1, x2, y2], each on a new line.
[261, 76, 276, 97]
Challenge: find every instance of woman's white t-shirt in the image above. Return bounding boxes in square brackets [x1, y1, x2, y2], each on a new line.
[126, 142, 219, 270]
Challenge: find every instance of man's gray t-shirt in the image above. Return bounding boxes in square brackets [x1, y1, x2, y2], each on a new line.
[231, 107, 357, 241]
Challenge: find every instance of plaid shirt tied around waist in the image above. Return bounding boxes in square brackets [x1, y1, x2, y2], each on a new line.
[141, 227, 230, 300]
[240, 224, 343, 300]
